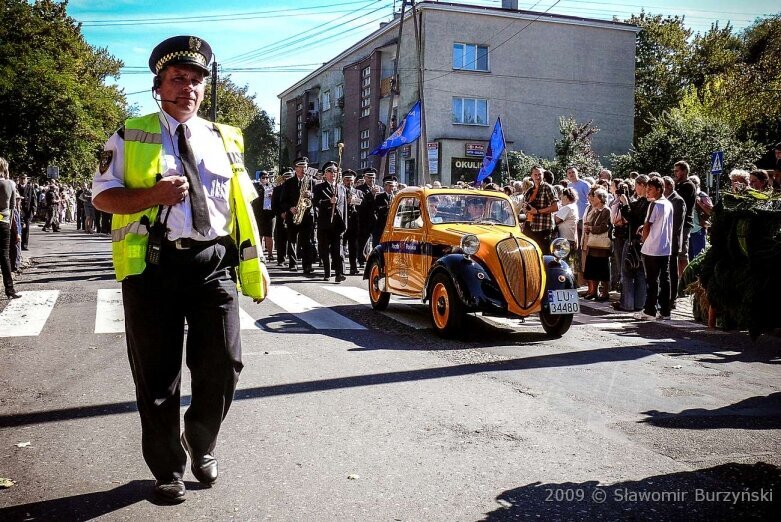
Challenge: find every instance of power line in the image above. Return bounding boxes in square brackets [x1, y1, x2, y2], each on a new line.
[223, 0, 389, 65]
[77, 0, 376, 26]
[558, 0, 772, 18]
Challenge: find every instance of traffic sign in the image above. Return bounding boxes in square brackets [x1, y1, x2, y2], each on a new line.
[710, 151, 724, 175]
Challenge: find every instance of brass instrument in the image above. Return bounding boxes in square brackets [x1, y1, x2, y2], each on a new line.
[331, 142, 345, 223]
[292, 169, 313, 225]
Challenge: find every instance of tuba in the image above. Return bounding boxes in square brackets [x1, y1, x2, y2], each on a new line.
[292, 170, 313, 225]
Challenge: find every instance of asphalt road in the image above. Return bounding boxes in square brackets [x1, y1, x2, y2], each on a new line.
[0, 223, 779, 521]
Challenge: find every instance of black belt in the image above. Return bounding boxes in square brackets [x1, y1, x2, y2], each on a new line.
[164, 236, 224, 251]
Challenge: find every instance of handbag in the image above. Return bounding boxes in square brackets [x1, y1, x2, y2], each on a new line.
[623, 240, 642, 272]
[587, 231, 611, 249]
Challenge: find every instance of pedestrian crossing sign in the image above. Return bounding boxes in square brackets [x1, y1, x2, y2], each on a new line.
[710, 151, 724, 175]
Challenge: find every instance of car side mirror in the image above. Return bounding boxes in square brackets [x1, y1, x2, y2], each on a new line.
[518, 212, 527, 223]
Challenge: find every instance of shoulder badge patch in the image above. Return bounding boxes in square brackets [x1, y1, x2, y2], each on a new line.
[99, 151, 113, 174]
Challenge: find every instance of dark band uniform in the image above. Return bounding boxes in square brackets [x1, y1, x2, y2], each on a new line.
[356, 168, 379, 263]
[312, 161, 347, 280]
[342, 170, 360, 274]
[271, 171, 292, 265]
[281, 157, 315, 272]
[372, 175, 397, 247]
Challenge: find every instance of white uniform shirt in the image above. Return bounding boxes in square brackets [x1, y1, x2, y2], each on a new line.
[92, 111, 233, 241]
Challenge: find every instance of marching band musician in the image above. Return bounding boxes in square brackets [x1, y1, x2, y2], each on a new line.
[312, 161, 347, 282]
[342, 169, 361, 275]
[251, 170, 275, 261]
[356, 168, 379, 266]
[271, 169, 293, 266]
[281, 157, 315, 274]
[372, 175, 397, 247]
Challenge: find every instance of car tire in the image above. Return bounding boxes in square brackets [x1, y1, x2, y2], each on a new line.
[368, 259, 390, 310]
[429, 273, 465, 338]
[539, 310, 573, 338]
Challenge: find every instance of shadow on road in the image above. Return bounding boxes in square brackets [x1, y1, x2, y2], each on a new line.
[482, 462, 780, 521]
[640, 392, 781, 430]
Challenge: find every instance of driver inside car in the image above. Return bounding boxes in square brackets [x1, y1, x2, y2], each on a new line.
[427, 196, 443, 224]
[464, 197, 486, 222]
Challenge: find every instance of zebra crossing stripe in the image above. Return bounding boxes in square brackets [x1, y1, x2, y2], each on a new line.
[321, 285, 431, 330]
[0, 290, 59, 337]
[265, 285, 366, 330]
[239, 306, 265, 331]
[95, 289, 125, 334]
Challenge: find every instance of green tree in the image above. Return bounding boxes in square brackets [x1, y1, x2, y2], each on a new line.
[552, 117, 602, 179]
[0, 0, 128, 181]
[609, 109, 763, 187]
[199, 74, 258, 129]
[243, 110, 278, 175]
[627, 12, 692, 141]
[684, 22, 742, 101]
[506, 150, 553, 181]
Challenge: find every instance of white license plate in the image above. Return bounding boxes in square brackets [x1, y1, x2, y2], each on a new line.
[547, 289, 579, 315]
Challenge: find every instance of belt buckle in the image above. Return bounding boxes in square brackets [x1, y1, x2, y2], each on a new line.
[174, 238, 192, 250]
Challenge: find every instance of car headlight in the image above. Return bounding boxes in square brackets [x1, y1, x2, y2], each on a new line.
[550, 238, 571, 260]
[460, 234, 480, 256]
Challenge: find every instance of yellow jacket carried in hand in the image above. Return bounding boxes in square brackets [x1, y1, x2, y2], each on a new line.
[109, 112, 268, 301]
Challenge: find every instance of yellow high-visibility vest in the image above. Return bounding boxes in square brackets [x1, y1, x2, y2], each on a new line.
[110, 112, 266, 300]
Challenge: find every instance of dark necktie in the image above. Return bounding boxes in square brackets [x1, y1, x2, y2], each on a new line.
[176, 124, 211, 236]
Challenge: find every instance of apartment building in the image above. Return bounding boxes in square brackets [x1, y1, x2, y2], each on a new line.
[278, 1, 638, 185]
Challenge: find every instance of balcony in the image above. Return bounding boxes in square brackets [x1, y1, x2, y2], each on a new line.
[305, 110, 320, 129]
[380, 77, 394, 97]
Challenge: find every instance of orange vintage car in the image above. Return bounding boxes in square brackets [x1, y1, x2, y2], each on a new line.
[364, 187, 578, 338]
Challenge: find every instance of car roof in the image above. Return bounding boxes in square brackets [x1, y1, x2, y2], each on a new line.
[397, 186, 513, 200]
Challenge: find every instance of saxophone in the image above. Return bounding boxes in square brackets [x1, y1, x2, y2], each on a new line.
[292, 170, 313, 225]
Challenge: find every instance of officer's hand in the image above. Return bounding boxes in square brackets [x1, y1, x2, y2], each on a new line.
[290, 207, 298, 215]
[330, 196, 337, 204]
[157, 176, 189, 206]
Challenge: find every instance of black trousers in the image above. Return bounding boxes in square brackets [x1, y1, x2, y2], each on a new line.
[274, 215, 287, 264]
[317, 226, 344, 278]
[668, 253, 679, 307]
[357, 221, 374, 265]
[0, 221, 15, 294]
[286, 220, 313, 270]
[643, 254, 670, 317]
[20, 211, 31, 249]
[121, 238, 243, 482]
[343, 226, 358, 272]
[524, 228, 553, 255]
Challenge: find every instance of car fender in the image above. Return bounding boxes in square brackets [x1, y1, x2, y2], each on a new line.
[362, 244, 387, 280]
[424, 254, 506, 312]
[541, 255, 577, 310]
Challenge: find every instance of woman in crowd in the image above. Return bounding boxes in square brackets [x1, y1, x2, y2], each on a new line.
[616, 175, 650, 311]
[688, 176, 713, 260]
[729, 169, 750, 191]
[749, 169, 771, 192]
[609, 179, 629, 292]
[554, 187, 579, 267]
[582, 187, 611, 301]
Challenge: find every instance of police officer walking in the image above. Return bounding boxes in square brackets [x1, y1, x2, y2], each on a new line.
[92, 35, 268, 504]
[312, 161, 347, 282]
[281, 157, 315, 274]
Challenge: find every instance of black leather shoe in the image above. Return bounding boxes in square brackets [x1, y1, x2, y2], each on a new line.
[303, 269, 314, 275]
[349, 270, 359, 276]
[322, 276, 330, 282]
[153, 479, 186, 504]
[181, 434, 218, 486]
[335, 274, 346, 283]
[5, 291, 21, 299]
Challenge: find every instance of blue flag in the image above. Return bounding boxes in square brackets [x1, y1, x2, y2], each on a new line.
[476, 117, 506, 183]
[370, 100, 422, 157]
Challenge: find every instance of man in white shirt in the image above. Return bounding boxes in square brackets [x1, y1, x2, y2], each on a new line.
[635, 177, 673, 321]
[92, 35, 267, 504]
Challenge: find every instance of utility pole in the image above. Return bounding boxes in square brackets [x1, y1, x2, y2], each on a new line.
[210, 61, 218, 122]
[378, 0, 409, 179]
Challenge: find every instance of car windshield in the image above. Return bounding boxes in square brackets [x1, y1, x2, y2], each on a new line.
[426, 194, 517, 226]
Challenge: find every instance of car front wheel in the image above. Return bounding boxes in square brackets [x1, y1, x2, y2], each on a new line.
[539, 310, 573, 338]
[429, 273, 465, 338]
[368, 259, 390, 310]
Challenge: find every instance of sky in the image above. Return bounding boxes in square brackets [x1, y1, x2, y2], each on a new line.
[69, 0, 779, 128]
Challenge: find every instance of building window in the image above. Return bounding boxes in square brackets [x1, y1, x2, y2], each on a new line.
[296, 114, 303, 145]
[360, 151, 368, 160]
[360, 139, 370, 150]
[362, 66, 371, 78]
[321, 130, 330, 151]
[297, 102, 302, 111]
[361, 107, 370, 118]
[322, 90, 331, 111]
[452, 97, 488, 125]
[452, 43, 489, 72]
[360, 129, 370, 139]
[333, 127, 342, 146]
[361, 65, 371, 88]
[360, 128, 370, 163]
[335, 84, 343, 99]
